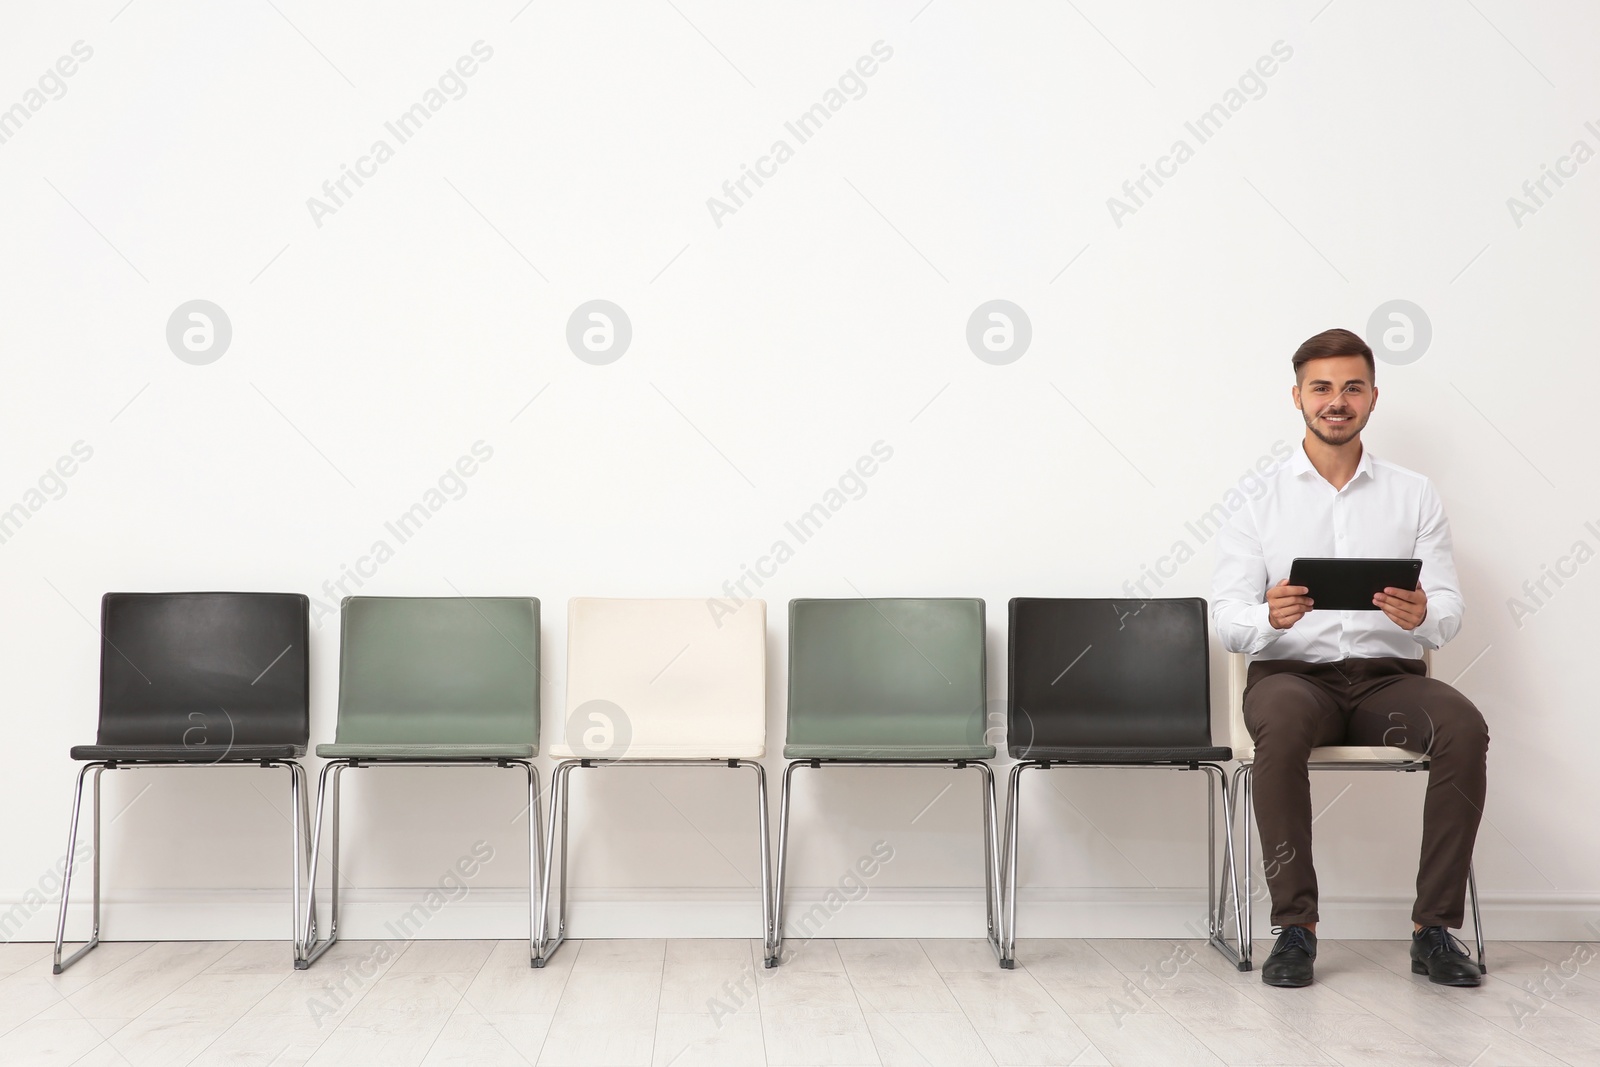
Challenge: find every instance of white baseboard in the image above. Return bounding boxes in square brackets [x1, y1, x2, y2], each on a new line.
[6, 887, 1599, 944]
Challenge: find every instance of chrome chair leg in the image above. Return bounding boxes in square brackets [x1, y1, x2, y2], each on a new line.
[558, 765, 570, 948]
[1219, 764, 1247, 959]
[331, 763, 344, 942]
[974, 762, 1003, 965]
[769, 759, 804, 967]
[521, 761, 543, 967]
[533, 762, 558, 962]
[298, 759, 348, 969]
[748, 761, 775, 966]
[535, 760, 575, 967]
[1225, 772, 1247, 960]
[54, 762, 107, 974]
[297, 761, 316, 945]
[1236, 763, 1255, 968]
[1201, 763, 1248, 970]
[1468, 863, 1486, 972]
[1207, 765, 1217, 937]
[288, 761, 308, 961]
[1001, 761, 1026, 967]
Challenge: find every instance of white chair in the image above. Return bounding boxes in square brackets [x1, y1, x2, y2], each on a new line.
[536, 597, 770, 964]
[1220, 650, 1485, 970]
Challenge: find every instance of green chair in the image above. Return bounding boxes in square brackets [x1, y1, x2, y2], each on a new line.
[299, 596, 542, 968]
[771, 597, 1002, 967]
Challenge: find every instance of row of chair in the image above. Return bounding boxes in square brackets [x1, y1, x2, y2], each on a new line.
[52, 592, 1481, 975]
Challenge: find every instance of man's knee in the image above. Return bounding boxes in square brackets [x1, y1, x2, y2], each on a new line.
[1418, 680, 1490, 756]
[1243, 675, 1326, 751]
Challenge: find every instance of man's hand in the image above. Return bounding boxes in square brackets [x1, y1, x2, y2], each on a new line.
[1374, 585, 1427, 630]
[1266, 578, 1313, 630]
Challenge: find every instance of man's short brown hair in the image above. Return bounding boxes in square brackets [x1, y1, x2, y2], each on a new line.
[1292, 328, 1374, 381]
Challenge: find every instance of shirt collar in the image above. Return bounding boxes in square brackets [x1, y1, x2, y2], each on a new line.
[1290, 440, 1376, 487]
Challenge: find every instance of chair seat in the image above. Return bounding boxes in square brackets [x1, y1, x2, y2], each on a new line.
[1309, 745, 1427, 763]
[1009, 744, 1232, 764]
[71, 743, 306, 762]
[315, 742, 536, 760]
[548, 742, 764, 760]
[783, 742, 996, 761]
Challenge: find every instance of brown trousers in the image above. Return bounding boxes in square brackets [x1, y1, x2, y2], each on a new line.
[1243, 657, 1489, 929]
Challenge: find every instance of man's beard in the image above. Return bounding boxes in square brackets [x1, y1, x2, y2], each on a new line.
[1304, 407, 1367, 445]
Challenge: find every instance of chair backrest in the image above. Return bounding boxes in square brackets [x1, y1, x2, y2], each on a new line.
[565, 597, 765, 758]
[786, 597, 987, 752]
[1227, 648, 1432, 760]
[1008, 597, 1210, 756]
[97, 592, 310, 749]
[335, 596, 540, 746]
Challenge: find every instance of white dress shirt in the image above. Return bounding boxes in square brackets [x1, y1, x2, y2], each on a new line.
[1211, 442, 1463, 662]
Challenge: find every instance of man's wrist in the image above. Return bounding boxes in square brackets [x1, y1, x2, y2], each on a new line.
[1247, 602, 1283, 647]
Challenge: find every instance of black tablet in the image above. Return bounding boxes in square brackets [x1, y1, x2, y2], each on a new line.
[1287, 557, 1422, 611]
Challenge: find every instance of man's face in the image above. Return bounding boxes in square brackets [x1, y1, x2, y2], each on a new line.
[1293, 354, 1376, 446]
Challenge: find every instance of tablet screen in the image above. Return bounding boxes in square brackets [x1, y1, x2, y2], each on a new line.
[1287, 558, 1422, 612]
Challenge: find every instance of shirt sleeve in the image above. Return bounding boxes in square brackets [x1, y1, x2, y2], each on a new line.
[1410, 478, 1464, 649]
[1211, 500, 1285, 655]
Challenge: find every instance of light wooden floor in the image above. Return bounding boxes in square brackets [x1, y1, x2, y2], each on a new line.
[0, 936, 1596, 1065]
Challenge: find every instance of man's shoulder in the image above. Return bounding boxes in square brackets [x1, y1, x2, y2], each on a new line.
[1366, 453, 1433, 486]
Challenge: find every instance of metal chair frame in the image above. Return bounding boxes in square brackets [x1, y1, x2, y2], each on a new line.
[1003, 759, 1246, 970]
[536, 757, 771, 966]
[298, 757, 541, 969]
[55, 758, 311, 973]
[771, 758, 1003, 968]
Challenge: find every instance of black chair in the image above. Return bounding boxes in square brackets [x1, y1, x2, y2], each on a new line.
[1000, 597, 1246, 969]
[54, 592, 312, 972]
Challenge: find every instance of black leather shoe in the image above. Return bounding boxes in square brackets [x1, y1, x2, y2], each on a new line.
[1410, 926, 1482, 986]
[1261, 925, 1317, 987]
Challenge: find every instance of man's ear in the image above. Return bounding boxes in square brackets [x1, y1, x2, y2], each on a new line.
[1369, 385, 1378, 412]
[1291, 383, 1303, 411]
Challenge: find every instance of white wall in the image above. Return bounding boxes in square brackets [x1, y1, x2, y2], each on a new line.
[2, 0, 1596, 944]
